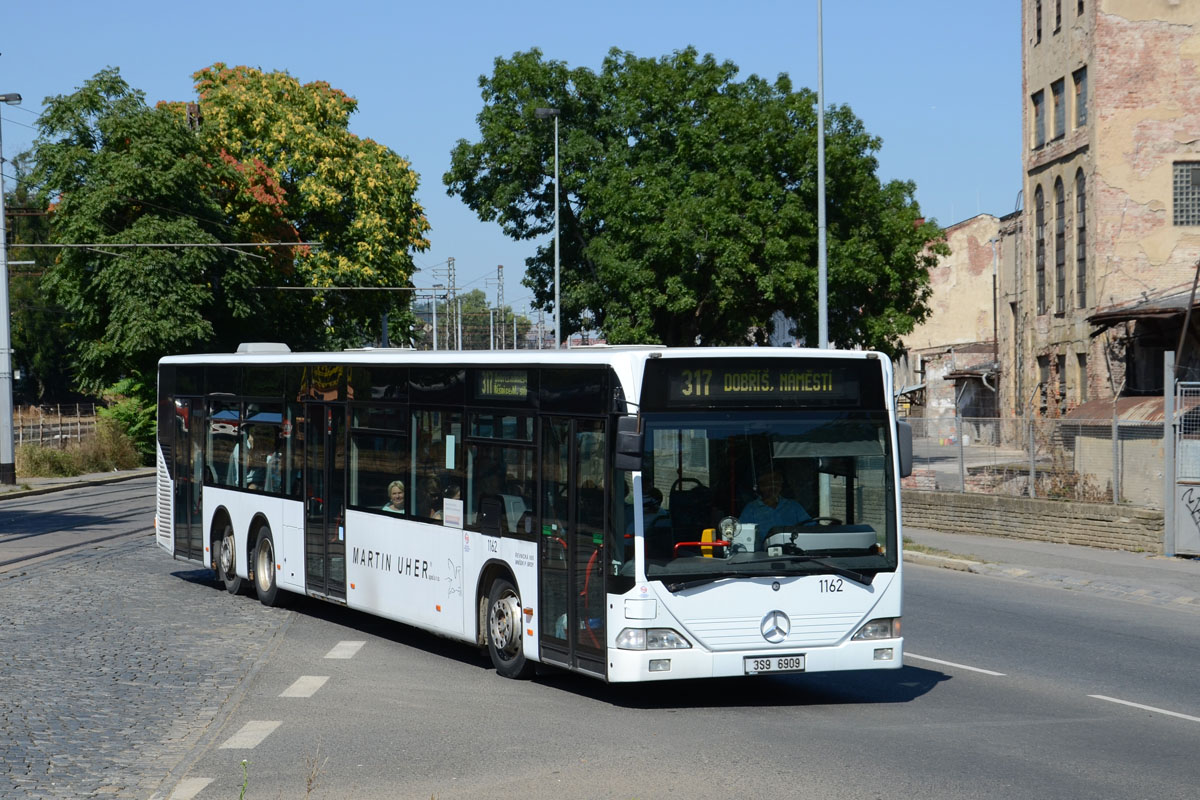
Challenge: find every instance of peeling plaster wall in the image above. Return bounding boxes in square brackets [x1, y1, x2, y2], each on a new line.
[906, 214, 1001, 352]
[1016, 0, 1200, 412]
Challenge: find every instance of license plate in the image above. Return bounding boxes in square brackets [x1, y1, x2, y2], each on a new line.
[744, 654, 806, 674]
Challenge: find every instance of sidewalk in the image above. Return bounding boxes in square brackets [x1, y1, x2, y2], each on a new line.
[0, 467, 156, 500]
[905, 525, 1200, 613]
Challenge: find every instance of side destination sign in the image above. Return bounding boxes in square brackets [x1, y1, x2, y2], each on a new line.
[477, 369, 529, 400]
[643, 358, 879, 409]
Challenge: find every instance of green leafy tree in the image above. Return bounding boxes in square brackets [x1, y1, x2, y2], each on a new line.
[31, 68, 267, 395]
[446, 47, 946, 353]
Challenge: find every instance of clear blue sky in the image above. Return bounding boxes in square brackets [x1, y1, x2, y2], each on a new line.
[1, 1, 1021, 317]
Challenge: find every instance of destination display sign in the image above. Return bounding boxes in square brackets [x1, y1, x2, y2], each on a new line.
[476, 369, 529, 401]
[642, 358, 883, 410]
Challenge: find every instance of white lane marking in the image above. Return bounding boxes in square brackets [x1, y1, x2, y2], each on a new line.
[169, 777, 213, 799]
[280, 675, 329, 698]
[1089, 695, 1200, 723]
[218, 720, 282, 749]
[325, 640, 366, 659]
[906, 652, 1006, 676]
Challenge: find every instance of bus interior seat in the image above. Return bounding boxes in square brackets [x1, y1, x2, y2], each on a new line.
[500, 493, 526, 533]
[478, 495, 506, 536]
[669, 478, 712, 547]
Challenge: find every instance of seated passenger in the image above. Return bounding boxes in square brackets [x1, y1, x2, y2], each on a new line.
[382, 480, 406, 514]
[739, 470, 811, 546]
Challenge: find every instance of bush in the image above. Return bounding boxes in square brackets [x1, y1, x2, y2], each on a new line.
[15, 417, 142, 477]
[98, 377, 156, 464]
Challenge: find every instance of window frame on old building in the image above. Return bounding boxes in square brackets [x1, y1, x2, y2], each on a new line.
[1035, 185, 1047, 315]
[1173, 162, 1200, 226]
[1075, 169, 1087, 307]
[1032, 90, 1046, 149]
[1054, 177, 1066, 314]
[1072, 67, 1088, 128]
[1051, 79, 1066, 140]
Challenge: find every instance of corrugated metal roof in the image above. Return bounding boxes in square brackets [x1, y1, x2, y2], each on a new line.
[1062, 396, 1165, 422]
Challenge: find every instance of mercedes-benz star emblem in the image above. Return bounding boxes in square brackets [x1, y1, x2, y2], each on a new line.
[760, 610, 790, 643]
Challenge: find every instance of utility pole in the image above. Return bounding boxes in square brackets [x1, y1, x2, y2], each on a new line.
[496, 264, 504, 350]
[448, 257, 457, 350]
[0, 92, 20, 485]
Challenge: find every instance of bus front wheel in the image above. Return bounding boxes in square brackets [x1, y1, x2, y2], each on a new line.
[217, 522, 242, 595]
[487, 578, 535, 679]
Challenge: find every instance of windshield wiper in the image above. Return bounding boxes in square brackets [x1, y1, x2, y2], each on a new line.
[664, 576, 725, 593]
[771, 556, 873, 586]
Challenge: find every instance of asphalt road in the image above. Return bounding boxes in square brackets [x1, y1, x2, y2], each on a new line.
[2, 479, 1198, 799]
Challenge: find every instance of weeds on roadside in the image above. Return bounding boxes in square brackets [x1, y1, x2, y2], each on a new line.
[15, 416, 141, 477]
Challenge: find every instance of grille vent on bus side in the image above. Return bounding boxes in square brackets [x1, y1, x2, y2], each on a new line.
[155, 445, 173, 545]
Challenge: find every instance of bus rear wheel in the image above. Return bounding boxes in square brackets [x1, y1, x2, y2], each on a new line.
[487, 578, 535, 679]
[216, 522, 242, 595]
[254, 526, 283, 607]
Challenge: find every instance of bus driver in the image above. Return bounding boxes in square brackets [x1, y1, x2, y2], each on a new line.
[739, 470, 811, 546]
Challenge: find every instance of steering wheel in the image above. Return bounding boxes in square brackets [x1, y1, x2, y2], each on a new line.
[802, 516, 843, 526]
[671, 477, 704, 492]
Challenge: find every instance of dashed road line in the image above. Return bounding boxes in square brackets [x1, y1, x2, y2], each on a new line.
[1089, 695, 1200, 723]
[218, 720, 282, 749]
[280, 675, 329, 697]
[325, 640, 366, 659]
[906, 652, 1006, 676]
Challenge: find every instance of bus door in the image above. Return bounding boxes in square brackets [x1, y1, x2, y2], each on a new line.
[304, 404, 346, 600]
[171, 397, 205, 561]
[539, 417, 607, 675]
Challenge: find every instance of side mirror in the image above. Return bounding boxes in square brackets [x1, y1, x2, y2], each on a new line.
[897, 420, 913, 478]
[614, 415, 643, 472]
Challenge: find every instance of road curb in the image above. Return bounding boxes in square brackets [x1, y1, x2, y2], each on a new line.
[903, 551, 981, 572]
[0, 468, 156, 502]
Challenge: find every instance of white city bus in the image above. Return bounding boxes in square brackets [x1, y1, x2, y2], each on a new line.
[155, 345, 911, 682]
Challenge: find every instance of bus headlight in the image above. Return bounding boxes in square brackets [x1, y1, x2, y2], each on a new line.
[852, 617, 900, 641]
[616, 627, 693, 650]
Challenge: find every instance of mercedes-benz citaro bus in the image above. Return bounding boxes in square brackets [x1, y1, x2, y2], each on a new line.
[156, 344, 912, 682]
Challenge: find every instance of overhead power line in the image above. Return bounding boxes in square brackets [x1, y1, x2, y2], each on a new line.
[11, 241, 320, 249]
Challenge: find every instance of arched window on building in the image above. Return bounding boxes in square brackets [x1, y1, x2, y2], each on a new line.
[1055, 178, 1066, 313]
[1075, 169, 1087, 308]
[1035, 185, 1046, 315]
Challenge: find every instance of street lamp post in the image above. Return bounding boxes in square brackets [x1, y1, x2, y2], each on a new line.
[0, 91, 21, 485]
[535, 107, 560, 349]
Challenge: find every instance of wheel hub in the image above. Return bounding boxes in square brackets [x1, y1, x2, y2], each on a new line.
[490, 594, 521, 655]
[220, 535, 235, 574]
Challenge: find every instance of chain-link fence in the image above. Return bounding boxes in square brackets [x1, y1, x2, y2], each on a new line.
[904, 415, 1164, 508]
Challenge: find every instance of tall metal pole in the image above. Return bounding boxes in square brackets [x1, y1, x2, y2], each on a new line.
[431, 290, 439, 351]
[553, 114, 561, 349]
[0, 94, 19, 485]
[816, 0, 829, 350]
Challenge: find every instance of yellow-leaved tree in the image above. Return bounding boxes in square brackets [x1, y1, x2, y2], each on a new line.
[188, 63, 431, 346]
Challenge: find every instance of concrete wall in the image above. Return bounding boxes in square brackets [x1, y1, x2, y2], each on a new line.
[902, 489, 1163, 554]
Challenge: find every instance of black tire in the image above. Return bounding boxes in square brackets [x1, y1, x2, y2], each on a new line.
[486, 578, 535, 679]
[216, 521, 242, 595]
[254, 526, 283, 607]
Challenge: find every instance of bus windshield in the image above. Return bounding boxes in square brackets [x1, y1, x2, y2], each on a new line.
[639, 410, 897, 584]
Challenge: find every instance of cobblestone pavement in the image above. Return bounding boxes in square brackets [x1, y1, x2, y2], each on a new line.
[0, 534, 291, 799]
